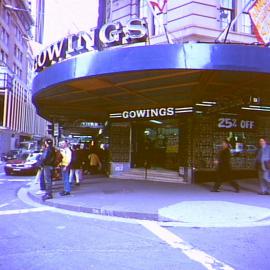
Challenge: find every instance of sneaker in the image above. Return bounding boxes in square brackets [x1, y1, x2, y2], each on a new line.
[211, 189, 220, 192]
[75, 182, 80, 186]
[59, 191, 71, 196]
[36, 190, 46, 195]
[42, 194, 53, 201]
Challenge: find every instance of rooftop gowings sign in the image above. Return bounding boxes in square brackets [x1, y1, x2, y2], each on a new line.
[249, 0, 270, 45]
[34, 18, 147, 72]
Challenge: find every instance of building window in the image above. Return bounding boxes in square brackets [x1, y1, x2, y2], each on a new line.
[0, 49, 8, 64]
[220, 0, 235, 30]
[0, 94, 4, 126]
[4, 10, 11, 25]
[241, 0, 254, 34]
[0, 27, 9, 46]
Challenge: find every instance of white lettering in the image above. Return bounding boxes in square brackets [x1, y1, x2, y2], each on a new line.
[122, 111, 129, 119]
[35, 17, 148, 72]
[99, 22, 123, 45]
[47, 39, 65, 62]
[136, 110, 146, 118]
[124, 18, 147, 41]
[167, 107, 175, 116]
[151, 109, 159, 117]
[76, 31, 95, 51]
[37, 50, 47, 68]
[129, 111, 137, 118]
[65, 34, 76, 58]
[159, 108, 167, 116]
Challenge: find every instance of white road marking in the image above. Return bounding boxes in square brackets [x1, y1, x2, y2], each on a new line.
[0, 178, 32, 182]
[139, 220, 235, 270]
[0, 207, 51, 216]
[0, 203, 9, 208]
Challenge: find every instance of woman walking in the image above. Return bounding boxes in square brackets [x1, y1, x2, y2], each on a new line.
[211, 139, 240, 193]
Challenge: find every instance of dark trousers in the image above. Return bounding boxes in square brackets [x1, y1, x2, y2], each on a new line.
[213, 170, 239, 191]
[43, 166, 53, 196]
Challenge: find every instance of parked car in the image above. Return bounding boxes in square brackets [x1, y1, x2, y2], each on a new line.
[4, 152, 42, 176]
[1, 150, 22, 161]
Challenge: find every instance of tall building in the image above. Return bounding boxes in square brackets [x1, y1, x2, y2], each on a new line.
[32, 0, 270, 182]
[103, 0, 256, 44]
[0, 0, 47, 155]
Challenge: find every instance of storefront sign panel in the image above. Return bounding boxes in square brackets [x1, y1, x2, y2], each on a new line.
[217, 117, 256, 130]
[109, 107, 194, 120]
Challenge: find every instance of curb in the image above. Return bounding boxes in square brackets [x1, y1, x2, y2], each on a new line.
[27, 190, 171, 222]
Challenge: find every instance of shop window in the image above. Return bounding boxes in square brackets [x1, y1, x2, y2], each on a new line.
[219, 0, 235, 30]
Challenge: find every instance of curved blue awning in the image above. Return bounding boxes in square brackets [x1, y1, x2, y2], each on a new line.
[32, 43, 270, 122]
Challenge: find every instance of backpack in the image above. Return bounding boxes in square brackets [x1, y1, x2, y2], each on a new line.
[53, 149, 63, 167]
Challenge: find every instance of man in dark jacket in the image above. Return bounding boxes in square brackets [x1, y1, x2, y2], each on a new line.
[211, 139, 240, 192]
[40, 139, 55, 200]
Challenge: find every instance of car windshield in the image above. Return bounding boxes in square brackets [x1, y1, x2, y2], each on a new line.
[17, 153, 30, 160]
[26, 153, 41, 162]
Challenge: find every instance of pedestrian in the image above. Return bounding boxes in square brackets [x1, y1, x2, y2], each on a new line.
[88, 149, 102, 175]
[59, 140, 72, 196]
[211, 139, 240, 192]
[255, 137, 270, 195]
[39, 139, 55, 200]
[69, 144, 82, 186]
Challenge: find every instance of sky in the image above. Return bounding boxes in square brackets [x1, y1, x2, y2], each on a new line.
[42, 0, 99, 46]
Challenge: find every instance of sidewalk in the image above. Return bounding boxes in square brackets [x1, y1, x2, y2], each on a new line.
[27, 176, 270, 227]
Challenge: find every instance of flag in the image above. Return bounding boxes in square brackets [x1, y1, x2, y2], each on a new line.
[145, 0, 173, 43]
[149, 0, 168, 13]
[248, 0, 270, 44]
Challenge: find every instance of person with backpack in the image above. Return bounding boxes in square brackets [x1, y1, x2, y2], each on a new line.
[59, 140, 72, 196]
[39, 139, 55, 200]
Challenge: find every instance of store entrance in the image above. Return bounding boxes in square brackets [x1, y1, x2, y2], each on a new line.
[132, 119, 180, 170]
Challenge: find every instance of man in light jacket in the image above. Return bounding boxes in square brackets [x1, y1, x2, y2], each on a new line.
[256, 138, 270, 195]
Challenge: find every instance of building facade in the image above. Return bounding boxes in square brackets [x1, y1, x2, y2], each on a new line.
[32, 0, 270, 182]
[0, 0, 48, 155]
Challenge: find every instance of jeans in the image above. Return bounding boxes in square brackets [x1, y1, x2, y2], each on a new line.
[39, 168, 46, 190]
[43, 166, 53, 195]
[62, 166, 71, 192]
[69, 169, 81, 183]
[258, 170, 270, 193]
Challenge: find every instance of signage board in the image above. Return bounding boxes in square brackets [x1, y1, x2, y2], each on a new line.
[34, 18, 148, 72]
[109, 107, 194, 120]
[217, 117, 256, 130]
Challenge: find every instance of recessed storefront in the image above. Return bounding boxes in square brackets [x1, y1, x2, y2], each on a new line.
[32, 42, 270, 183]
[131, 119, 180, 170]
